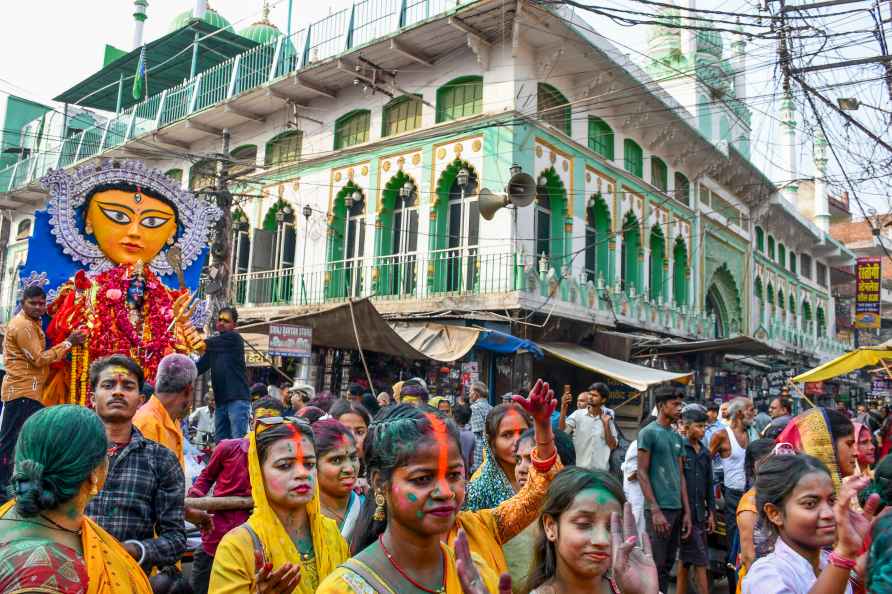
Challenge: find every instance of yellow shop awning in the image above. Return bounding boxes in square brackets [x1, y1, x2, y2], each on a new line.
[792, 347, 892, 383]
[540, 342, 693, 392]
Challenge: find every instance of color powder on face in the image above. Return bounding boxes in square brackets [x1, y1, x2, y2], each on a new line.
[286, 424, 305, 468]
[425, 413, 449, 494]
[407, 493, 418, 502]
[578, 486, 619, 507]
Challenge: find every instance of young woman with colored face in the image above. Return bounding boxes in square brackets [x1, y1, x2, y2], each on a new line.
[330, 399, 372, 460]
[853, 422, 877, 475]
[463, 403, 533, 510]
[313, 419, 364, 542]
[329, 380, 561, 585]
[526, 467, 658, 594]
[741, 453, 879, 594]
[317, 404, 501, 593]
[209, 418, 349, 594]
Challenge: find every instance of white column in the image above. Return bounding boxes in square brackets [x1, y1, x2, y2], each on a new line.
[780, 92, 798, 203]
[194, 0, 208, 19]
[813, 132, 830, 231]
[132, 0, 148, 49]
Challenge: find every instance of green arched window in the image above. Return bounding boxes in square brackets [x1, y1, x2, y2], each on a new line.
[428, 160, 481, 293]
[754, 276, 763, 323]
[623, 140, 643, 178]
[165, 168, 183, 183]
[375, 171, 421, 296]
[651, 157, 668, 192]
[649, 226, 666, 301]
[584, 194, 611, 284]
[189, 159, 216, 191]
[533, 168, 569, 266]
[789, 294, 796, 314]
[755, 226, 764, 252]
[382, 95, 422, 137]
[588, 117, 614, 160]
[673, 237, 688, 306]
[767, 235, 776, 260]
[790, 251, 797, 274]
[326, 182, 366, 299]
[537, 83, 571, 135]
[230, 145, 257, 178]
[778, 288, 785, 310]
[334, 110, 370, 149]
[436, 76, 483, 123]
[778, 243, 786, 267]
[265, 130, 302, 166]
[719, 115, 731, 142]
[621, 211, 641, 292]
[767, 282, 775, 305]
[816, 306, 826, 337]
[698, 97, 712, 139]
[802, 300, 812, 331]
[674, 172, 690, 205]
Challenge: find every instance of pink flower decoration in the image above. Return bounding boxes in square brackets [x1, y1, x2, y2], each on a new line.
[105, 288, 123, 301]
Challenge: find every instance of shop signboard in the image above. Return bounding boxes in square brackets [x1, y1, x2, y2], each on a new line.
[855, 257, 882, 329]
[872, 378, 892, 399]
[268, 324, 313, 357]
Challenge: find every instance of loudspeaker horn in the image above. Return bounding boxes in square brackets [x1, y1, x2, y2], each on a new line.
[478, 188, 509, 221]
[505, 172, 536, 207]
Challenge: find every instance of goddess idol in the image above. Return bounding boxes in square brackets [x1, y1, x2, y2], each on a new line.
[19, 160, 220, 406]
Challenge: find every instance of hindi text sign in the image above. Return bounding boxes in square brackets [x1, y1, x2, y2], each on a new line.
[268, 324, 313, 358]
[855, 257, 881, 329]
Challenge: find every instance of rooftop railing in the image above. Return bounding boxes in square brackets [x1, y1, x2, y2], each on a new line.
[0, 0, 477, 193]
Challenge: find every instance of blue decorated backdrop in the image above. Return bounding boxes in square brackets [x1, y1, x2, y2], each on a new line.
[18, 210, 208, 301]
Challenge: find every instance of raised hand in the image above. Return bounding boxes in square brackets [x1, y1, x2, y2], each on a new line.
[834, 476, 873, 559]
[455, 529, 512, 594]
[612, 502, 659, 594]
[512, 379, 557, 426]
[255, 554, 301, 594]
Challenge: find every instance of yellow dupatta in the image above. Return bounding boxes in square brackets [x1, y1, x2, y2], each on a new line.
[777, 408, 843, 493]
[0, 499, 152, 594]
[245, 428, 349, 594]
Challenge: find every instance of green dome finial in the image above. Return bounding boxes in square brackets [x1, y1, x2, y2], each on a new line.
[169, 5, 234, 33]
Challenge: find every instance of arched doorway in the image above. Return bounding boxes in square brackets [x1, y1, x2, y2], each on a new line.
[377, 171, 420, 297]
[429, 159, 479, 293]
[705, 264, 742, 337]
[326, 181, 366, 300]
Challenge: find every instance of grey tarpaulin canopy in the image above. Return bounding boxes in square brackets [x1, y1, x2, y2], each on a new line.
[540, 342, 693, 392]
[237, 299, 479, 362]
[630, 335, 779, 358]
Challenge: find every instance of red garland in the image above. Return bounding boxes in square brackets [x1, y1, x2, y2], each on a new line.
[88, 265, 182, 382]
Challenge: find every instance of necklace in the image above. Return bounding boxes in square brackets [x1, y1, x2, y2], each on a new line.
[378, 534, 446, 594]
[321, 502, 347, 524]
[38, 514, 83, 536]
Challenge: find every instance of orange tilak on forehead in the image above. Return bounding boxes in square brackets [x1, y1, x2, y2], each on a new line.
[425, 412, 449, 483]
[503, 408, 525, 439]
[286, 424, 305, 466]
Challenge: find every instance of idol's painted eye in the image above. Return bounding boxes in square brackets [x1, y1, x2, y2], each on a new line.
[99, 206, 132, 225]
[140, 215, 171, 229]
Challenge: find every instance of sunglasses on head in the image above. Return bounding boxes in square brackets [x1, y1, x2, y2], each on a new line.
[255, 415, 311, 428]
[218, 316, 232, 323]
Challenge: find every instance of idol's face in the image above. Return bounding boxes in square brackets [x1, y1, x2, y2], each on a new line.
[86, 189, 177, 265]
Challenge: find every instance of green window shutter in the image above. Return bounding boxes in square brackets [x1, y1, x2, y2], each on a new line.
[382, 96, 422, 137]
[651, 157, 667, 192]
[755, 226, 764, 252]
[623, 139, 643, 177]
[778, 243, 786, 267]
[436, 77, 483, 123]
[334, 110, 370, 149]
[165, 168, 183, 183]
[265, 131, 303, 166]
[588, 117, 614, 159]
[673, 238, 687, 306]
[537, 83, 571, 135]
[767, 236, 775, 260]
[790, 251, 797, 274]
[649, 228, 665, 300]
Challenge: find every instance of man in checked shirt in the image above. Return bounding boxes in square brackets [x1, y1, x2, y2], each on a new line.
[85, 354, 186, 573]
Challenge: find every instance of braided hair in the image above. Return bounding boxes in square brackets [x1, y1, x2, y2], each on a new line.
[349, 404, 461, 554]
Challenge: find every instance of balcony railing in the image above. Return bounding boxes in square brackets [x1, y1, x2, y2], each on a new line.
[0, 0, 478, 194]
[223, 249, 719, 339]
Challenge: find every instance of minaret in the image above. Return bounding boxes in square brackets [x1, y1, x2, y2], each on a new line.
[132, 0, 148, 49]
[780, 91, 798, 202]
[731, 21, 746, 103]
[195, 0, 208, 19]
[813, 131, 830, 231]
[681, 0, 697, 65]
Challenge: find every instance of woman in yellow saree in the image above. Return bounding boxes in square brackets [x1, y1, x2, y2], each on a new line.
[209, 416, 349, 593]
[776, 407, 857, 493]
[0, 405, 151, 594]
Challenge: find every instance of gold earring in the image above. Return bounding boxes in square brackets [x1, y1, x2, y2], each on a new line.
[373, 491, 386, 522]
[89, 482, 98, 496]
[85, 222, 93, 234]
[166, 236, 175, 246]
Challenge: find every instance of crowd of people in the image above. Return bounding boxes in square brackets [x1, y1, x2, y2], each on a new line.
[2, 295, 892, 593]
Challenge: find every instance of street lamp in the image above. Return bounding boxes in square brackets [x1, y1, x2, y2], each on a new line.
[457, 168, 469, 189]
[400, 180, 415, 200]
[345, 190, 362, 210]
[509, 163, 522, 177]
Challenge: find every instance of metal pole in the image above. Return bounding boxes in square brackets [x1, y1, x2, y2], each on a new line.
[286, 0, 294, 39]
[115, 73, 125, 114]
[300, 213, 309, 304]
[190, 30, 201, 78]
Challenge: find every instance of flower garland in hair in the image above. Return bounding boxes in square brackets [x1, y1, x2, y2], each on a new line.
[90, 264, 181, 382]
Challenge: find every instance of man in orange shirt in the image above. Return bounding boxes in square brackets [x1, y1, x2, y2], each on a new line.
[0, 285, 84, 501]
[134, 352, 212, 531]
[134, 353, 196, 466]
